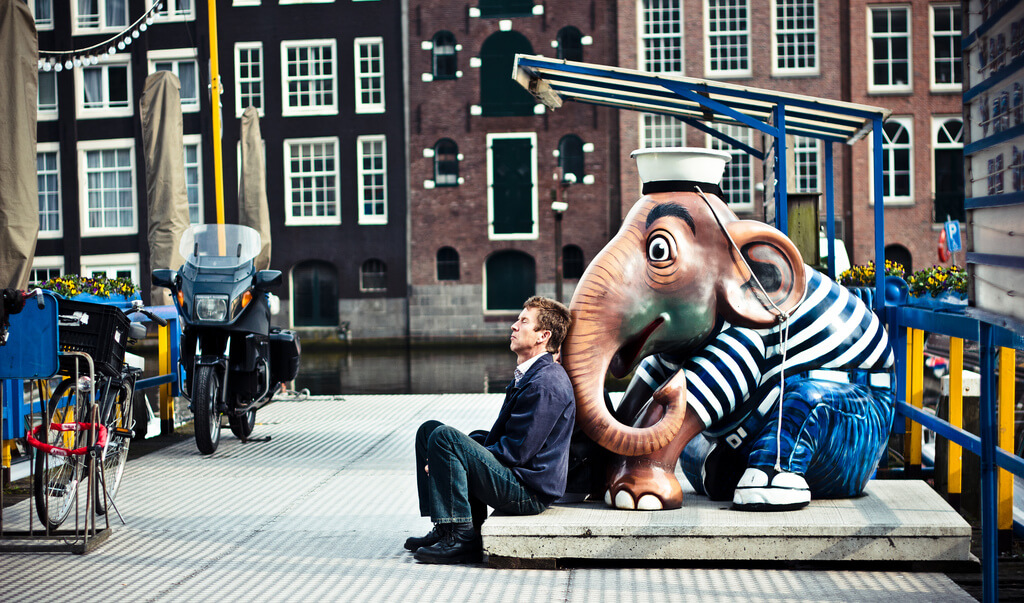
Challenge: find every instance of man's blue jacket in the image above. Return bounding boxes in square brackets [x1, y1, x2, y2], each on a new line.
[479, 353, 576, 505]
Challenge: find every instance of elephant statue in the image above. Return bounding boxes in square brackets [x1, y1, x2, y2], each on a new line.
[561, 148, 895, 512]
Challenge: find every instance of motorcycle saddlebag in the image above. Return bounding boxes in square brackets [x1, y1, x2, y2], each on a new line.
[269, 327, 301, 383]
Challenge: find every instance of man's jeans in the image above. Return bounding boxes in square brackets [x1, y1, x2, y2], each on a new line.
[415, 421, 547, 524]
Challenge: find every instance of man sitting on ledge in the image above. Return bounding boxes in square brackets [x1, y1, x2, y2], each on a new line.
[406, 296, 576, 564]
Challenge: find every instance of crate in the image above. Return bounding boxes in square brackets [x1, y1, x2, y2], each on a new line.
[56, 298, 131, 377]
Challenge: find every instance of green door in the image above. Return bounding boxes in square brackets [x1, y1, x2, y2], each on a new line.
[293, 261, 340, 326]
[491, 137, 533, 235]
[486, 251, 535, 311]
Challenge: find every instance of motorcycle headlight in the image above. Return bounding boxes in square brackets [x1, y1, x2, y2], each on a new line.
[194, 295, 229, 321]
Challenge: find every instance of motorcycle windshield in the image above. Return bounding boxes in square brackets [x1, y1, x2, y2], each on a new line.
[179, 224, 262, 269]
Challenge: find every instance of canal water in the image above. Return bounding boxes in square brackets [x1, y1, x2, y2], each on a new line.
[292, 345, 631, 395]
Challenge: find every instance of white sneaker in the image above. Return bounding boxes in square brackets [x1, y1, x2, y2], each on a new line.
[732, 467, 810, 511]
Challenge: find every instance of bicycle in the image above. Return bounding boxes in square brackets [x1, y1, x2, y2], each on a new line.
[28, 297, 166, 531]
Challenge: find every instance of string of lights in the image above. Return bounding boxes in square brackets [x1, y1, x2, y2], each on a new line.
[37, 2, 164, 72]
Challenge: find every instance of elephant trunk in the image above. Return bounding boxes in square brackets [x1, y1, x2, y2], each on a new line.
[563, 257, 687, 458]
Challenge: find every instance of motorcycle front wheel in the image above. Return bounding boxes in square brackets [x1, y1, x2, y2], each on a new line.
[193, 365, 222, 455]
[228, 408, 256, 440]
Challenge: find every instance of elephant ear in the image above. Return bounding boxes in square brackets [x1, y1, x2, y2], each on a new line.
[716, 220, 807, 329]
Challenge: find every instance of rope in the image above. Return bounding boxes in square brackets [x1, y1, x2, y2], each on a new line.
[694, 186, 792, 472]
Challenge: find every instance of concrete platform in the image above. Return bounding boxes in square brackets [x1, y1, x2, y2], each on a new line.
[483, 480, 972, 566]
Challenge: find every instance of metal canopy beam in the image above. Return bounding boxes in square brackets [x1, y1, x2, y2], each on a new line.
[514, 55, 891, 144]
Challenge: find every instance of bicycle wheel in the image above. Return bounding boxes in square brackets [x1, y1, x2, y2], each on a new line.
[93, 381, 133, 515]
[228, 408, 256, 440]
[33, 378, 88, 531]
[193, 365, 221, 455]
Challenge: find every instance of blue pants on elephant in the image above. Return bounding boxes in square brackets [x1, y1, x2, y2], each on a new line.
[683, 376, 895, 504]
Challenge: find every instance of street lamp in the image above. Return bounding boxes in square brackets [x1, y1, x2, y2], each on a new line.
[552, 171, 575, 303]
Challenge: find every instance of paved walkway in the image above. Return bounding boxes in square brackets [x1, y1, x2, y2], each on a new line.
[1, 395, 975, 602]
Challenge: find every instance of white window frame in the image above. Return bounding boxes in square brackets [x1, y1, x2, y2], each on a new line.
[869, 116, 914, 205]
[72, 0, 128, 35]
[357, 135, 388, 225]
[233, 0, 261, 5]
[184, 134, 204, 224]
[148, 48, 201, 113]
[75, 54, 133, 119]
[639, 0, 684, 74]
[354, 37, 385, 114]
[283, 137, 341, 226]
[705, 124, 756, 213]
[792, 136, 820, 193]
[234, 42, 265, 117]
[929, 3, 961, 92]
[78, 138, 138, 237]
[80, 253, 140, 285]
[771, 0, 818, 76]
[30, 257, 64, 284]
[37, 142, 62, 239]
[37, 69, 58, 121]
[867, 5, 912, 94]
[704, 0, 752, 78]
[30, 0, 55, 31]
[149, 0, 195, 21]
[486, 132, 539, 241]
[640, 113, 686, 148]
[280, 0, 335, 4]
[281, 39, 338, 117]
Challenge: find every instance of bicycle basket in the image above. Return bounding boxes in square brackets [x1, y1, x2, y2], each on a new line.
[57, 298, 131, 377]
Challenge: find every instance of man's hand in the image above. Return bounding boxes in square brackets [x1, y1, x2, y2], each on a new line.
[424, 464, 429, 475]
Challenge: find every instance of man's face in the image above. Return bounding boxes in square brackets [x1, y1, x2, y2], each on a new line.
[510, 306, 548, 356]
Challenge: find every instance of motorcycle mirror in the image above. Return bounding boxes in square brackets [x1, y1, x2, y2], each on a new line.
[152, 269, 178, 289]
[254, 270, 283, 290]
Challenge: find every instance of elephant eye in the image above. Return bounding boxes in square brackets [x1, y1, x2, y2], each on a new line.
[646, 233, 674, 263]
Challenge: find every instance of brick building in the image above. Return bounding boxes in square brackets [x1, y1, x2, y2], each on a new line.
[846, 0, 964, 273]
[614, 0, 963, 275]
[406, 1, 621, 341]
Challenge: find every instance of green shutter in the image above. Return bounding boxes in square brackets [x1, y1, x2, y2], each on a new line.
[491, 138, 533, 235]
[486, 251, 536, 311]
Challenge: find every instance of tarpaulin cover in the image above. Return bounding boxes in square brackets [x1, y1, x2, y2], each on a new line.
[239, 106, 271, 271]
[0, 0, 39, 289]
[140, 71, 190, 304]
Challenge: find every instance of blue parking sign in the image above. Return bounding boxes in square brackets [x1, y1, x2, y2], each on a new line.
[944, 219, 962, 253]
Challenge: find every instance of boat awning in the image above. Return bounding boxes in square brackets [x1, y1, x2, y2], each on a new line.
[513, 55, 891, 145]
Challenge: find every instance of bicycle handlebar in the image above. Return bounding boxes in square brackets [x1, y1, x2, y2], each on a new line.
[126, 299, 169, 326]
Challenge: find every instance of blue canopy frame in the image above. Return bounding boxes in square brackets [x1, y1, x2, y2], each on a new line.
[512, 55, 893, 308]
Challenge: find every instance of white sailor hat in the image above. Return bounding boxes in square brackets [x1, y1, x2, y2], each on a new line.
[631, 147, 731, 196]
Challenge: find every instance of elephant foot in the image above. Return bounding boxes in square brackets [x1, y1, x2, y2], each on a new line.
[731, 466, 810, 512]
[604, 457, 683, 510]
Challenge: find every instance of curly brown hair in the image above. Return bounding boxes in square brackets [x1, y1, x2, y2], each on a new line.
[523, 296, 572, 353]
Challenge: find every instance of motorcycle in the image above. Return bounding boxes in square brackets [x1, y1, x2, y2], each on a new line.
[152, 224, 301, 454]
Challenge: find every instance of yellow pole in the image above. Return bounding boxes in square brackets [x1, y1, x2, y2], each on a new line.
[159, 324, 174, 435]
[998, 348, 1015, 533]
[208, 0, 225, 226]
[1, 440, 11, 471]
[948, 337, 963, 499]
[905, 328, 923, 469]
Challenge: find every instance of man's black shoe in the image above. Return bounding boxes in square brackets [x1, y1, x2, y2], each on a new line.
[404, 524, 446, 552]
[413, 522, 482, 564]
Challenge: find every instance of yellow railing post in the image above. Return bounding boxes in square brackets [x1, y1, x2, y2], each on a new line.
[998, 347, 1015, 549]
[948, 337, 963, 508]
[905, 328, 924, 472]
[159, 323, 174, 435]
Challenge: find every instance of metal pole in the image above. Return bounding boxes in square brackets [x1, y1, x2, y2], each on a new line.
[979, 322, 998, 602]
[207, 0, 225, 226]
[554, 210, 564, 303]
